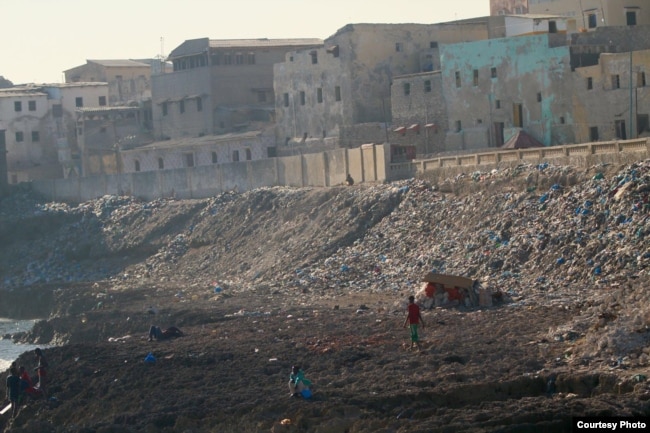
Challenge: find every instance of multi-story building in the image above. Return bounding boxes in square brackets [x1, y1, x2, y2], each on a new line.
[151, 37, 323, 141]
[0, 83, 108, 183]
[64, 59, 154, 105]
[491, 0, 529, 16]
[528, 0, 650, 29]
[273, 19, 505, 150]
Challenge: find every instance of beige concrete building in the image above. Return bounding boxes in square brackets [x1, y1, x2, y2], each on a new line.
[491, 0, 529, 16]
[64, 59, 154, 105]
[529, 0, 650, 29]
[151, 37, 323, 141]
[273, 19, 505, 151]
[0, 83, 108, 183]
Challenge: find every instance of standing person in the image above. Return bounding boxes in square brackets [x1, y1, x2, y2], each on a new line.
[5, 366, 20, 418]
[403, 295, 425, 351]
[34, 348, 48, 398]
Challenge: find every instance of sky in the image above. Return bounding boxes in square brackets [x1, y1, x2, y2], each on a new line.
[2, 0, 490, 85]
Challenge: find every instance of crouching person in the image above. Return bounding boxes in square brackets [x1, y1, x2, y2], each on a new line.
[288, 365, 312, 398]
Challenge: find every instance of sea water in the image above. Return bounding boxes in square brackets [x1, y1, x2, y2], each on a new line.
[0, 318, 43, 371]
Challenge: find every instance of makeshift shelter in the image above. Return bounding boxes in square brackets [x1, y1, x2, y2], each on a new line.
[417, 272, 492, 308]
[500, 130, 544, 149]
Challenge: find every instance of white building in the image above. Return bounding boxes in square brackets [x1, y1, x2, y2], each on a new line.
[0, 82, 109, 183]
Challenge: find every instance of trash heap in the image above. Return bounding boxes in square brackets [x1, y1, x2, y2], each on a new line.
[2, 160, 650, 364]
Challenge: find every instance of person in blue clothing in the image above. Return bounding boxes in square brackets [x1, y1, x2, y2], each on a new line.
[288, 365, 312, 398]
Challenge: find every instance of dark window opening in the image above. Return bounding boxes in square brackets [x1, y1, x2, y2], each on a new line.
[15, 131, 24, 142]
[31, 131, 39, 142]
[75, 97, 83, 107]
[284, 93, 290, 107]
[185, 153, 194, 167]
[158, 158, 164, 169]
[162, 102, 168, 116]
[232, 150, 239, 162]
[560, 116, 565, 124]
[403, 83, 410, 96]
[300, 91, 305, 105]
[395, 42, 403, 52]
[473, 69, 479, 86]
[14, 101, 22, 112]
[626, 11, 637, 26]
[638, 72, 646, 87]
[588, 13, 597, 28]
[317, 88, 323, 103]
[549, 21, 557, 33]
[430, 41, 438, 48]
[180, 100, 185, 114]
[310, 51, 318, 64]
[235, 53, 244, 65]
[335, 86, 341, 101]
[491, 67, 497, 78]
[245, 149, 252, 160]
[424, 80, 431, 93]
[211, 152, 218, 164]
[135, 160, 141, 172]
[197, 98, 203, 111]
[495, 99, 501, 109]
[455, 120, 462, 132]
[28, 101, 36, 111]
[587, 77, 593, 90]
[455, 71, 461, 88]
[589, 126, 599, 141]
[612, 74, 620, 89]
[99, 96, 107, 106]
[537, 92, 542, 102]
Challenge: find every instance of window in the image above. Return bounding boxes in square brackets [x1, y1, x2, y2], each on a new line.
[424, 80, 431, 93]
[310, 51, 318, 64]
[395, 42, 403, 52]
[476, 119, 483, 125]
[513, 103, 523, 127]
[473, 69, 479, 86]
[638, 72, 646, 87]
[335, 86, 341, 101]
[162, 102, 168, 116]
[15, 131, 24, 142]
[14, 101, 22, 112]
[455, 120, 462, 132]
[491, 67, 497, 78]
[587, 77, 593, 90]
[197, 98, 203, 111]
[184, 153, 195, 167]
[495, 99, 501, 109]
[99, 96, 107, 106]
[300, 91, 305, 105]
[158, 158, 164, 169]
[31, 131, 39, 142]
[537, 92, 542, 102]
[235, 53, 244, 65]
[245, 149, 252, 161]
[284, 93, 289, 107]
[211, 152, 218, 164]
[75, 97, 83, 107]
[247, 53, 255, 64]
[560, 116, 565, 124]
[588, 13, 597, 28]
[455, 71, 461, 88]
[317, 88, 323, 103]
[53, 104, 62, 117]
[403, 83, 410, 96]
[223, 53, 232, 65]
[232, 150, 239, 162]
[180, 100, 185, 114]
[626, 11, 637, 26]
[134, 160, 141, 172]
[28, 101, 36, 111]
[257, 91, 267, 103]
[589, 126, 599, 141]
[612, 74, 620, 89]
[549, 21, 557, 33]
[430, 41, 438, 49]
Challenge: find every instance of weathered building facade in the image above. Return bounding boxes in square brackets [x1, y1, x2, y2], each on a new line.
[573, 48, 650, 142]
[64, 59, 153, 105]
[491, 0, 529, 16]
[273, 20, 504, 150]
[0, 83, 109, 183]
[151, 38, 323, 141]
[119, 131, 274, 174]
[528, 0, 650, 29]
[440, 33, 575, 150]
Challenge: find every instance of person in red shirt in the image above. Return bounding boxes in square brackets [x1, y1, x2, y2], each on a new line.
[403, 295, 425, 351]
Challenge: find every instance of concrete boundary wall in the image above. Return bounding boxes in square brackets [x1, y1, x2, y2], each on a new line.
[405, 138, 650, 182]
[31, 145, 387, 203]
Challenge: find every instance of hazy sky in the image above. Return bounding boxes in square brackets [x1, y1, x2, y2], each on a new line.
[3, 0, 490, 85]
